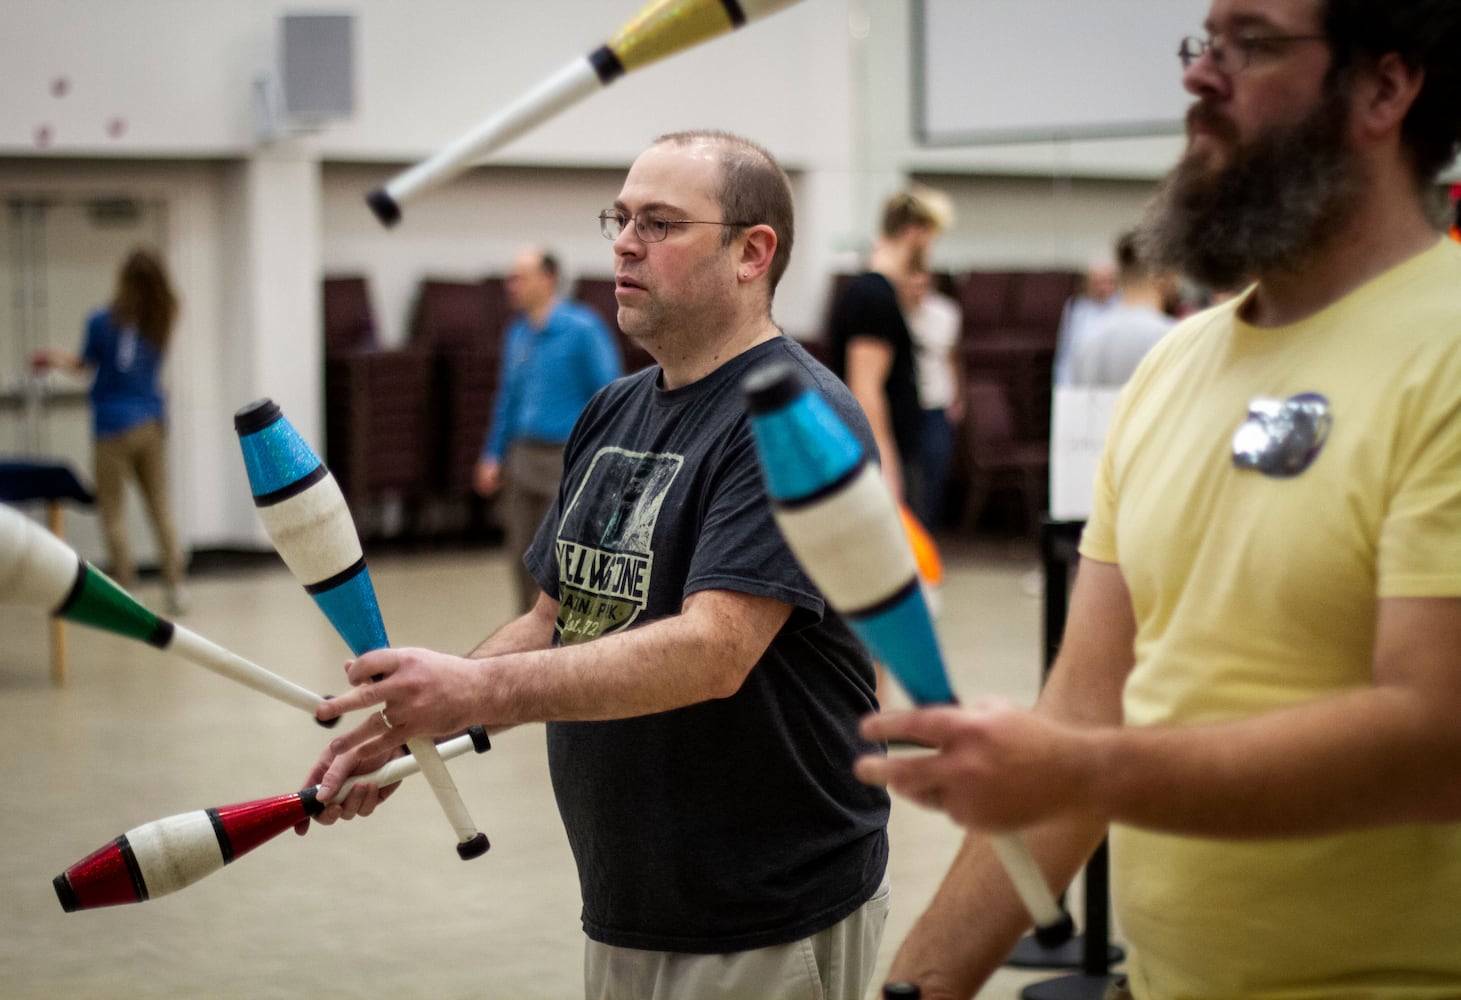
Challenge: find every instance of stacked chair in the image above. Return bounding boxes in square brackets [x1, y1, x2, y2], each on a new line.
[320, 276, 436, 535]
[406, 277, 511, 503]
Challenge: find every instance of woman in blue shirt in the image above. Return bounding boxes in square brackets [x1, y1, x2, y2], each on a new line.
[31, 248, 187, 613]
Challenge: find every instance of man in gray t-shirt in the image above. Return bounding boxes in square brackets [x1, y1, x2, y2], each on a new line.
[304, 130, 891, 1000]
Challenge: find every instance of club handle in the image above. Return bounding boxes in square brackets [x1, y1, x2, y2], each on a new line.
[372, 57, 599, 224]
[169, 623, 337, 726]
[990, 834, 1074, 946]
[407, 734, 491, 859]
[313, 726, 492, 807]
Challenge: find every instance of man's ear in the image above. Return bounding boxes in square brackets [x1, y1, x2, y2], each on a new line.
[737, 224, 778, 282]
[1353, 51, 1424, 142]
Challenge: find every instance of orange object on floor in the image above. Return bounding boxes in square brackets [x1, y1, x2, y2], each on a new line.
[899, 502, 944, 588]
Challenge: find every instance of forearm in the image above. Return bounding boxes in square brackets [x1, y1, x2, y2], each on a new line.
[845, 339, 902, 485]
[32, 349, 86, 374]
[889, 815, 1107, 997]
[1090, 684, 1461, 836]
[463, 606, 556, 737]
[468, 599, 556, 659]
[471, 611, 755, 726]
[869, 414, 902, 483]
[457, 590, 786, 728]
[851, 386, 899, 468]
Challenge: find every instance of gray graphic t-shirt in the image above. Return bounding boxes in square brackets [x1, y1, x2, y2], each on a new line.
[525, 335, 890, 953]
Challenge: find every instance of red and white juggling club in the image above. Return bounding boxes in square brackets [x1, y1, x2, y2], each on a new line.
[235, 399, 490, 860]
[53, 728, 492, 912]
[0, 503, 334, 724]
[742, 363, 1075, 947]
[366, 0, 804, 225]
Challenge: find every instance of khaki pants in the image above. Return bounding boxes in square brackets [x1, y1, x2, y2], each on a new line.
[93, 419, 183, 592]
[583, 875, 891, 1000]
[502, 441, 563, 615]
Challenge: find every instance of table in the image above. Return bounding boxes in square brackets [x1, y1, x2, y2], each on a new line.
[0, 460, 95, 684]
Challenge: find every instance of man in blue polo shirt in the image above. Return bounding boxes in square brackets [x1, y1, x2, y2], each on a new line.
[475, 246, 621, 614]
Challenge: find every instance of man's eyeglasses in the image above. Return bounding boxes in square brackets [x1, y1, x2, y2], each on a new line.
[599, 209, 751, 243]
[1178, 33, 1328, 74]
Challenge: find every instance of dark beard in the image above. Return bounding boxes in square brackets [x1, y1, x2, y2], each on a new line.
[1137, 87, 1365, 291]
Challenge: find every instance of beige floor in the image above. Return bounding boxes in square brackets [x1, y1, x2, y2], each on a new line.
[0, 540, 1121, 999]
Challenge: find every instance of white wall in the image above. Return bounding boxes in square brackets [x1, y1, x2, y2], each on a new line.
[0, 0, 851, 165]
[922, 174, 1158, 272]
[322, 162, 630, 347]
[0, 157, 263, 548]
[0, 0, 1190, 552]
[917, 0, 1202, 144]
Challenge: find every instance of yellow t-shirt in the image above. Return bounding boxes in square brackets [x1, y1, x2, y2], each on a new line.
[1082, 239, 1461, 998]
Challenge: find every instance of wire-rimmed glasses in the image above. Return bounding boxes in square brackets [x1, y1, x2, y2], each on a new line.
[599, 209, 751, 243]
[1177, 32, 1328, 73]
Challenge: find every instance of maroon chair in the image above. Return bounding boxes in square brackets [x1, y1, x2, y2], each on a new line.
[405, 278, 512, 498]
[957, 377, 1049, 539]
[956, 269, 1078, 457]
[957, 271, 1018, 336]
[1005, 270, 1078, 443]
[437, 349, 503, 498]
[324, 350, 436, 511]
[480, 276, 509, 340]
[408, 278, 508, 354]
[322, 276, 377, 355]
[319, 276, 436, 531]
[1008, 270, 1082, 341]
[797, 337, 835, 369]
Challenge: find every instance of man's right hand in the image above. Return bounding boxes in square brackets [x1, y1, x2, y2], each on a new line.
[294, 741, 402, 836]
[474, 459, 503, 497]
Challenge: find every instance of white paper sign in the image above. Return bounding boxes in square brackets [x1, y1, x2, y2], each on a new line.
[1049, 386, 1123, 521]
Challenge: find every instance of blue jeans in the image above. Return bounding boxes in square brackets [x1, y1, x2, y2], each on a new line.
[915, 408, 953, 530]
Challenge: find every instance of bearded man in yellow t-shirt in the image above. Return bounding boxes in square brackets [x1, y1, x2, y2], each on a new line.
[856, 1, 1461, 998]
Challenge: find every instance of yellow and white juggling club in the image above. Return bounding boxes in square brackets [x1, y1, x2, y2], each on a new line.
[366, 0, 805, 225]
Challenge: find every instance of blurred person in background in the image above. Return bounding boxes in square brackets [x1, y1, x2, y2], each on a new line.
[31, 247, 187, 614]
[829, 186, 953, 503]
[902, 268, 964, 531]
[475, 246, 621, 615]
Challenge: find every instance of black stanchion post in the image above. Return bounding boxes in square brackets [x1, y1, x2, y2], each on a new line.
[1005, 519, 1125, 993]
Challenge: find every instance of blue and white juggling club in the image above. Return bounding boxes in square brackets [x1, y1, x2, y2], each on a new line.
[235, 399, 490, 860]
[742, 362, 1073, 946]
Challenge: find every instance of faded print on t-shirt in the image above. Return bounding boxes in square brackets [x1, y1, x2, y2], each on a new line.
[553, 446, 683, 644]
